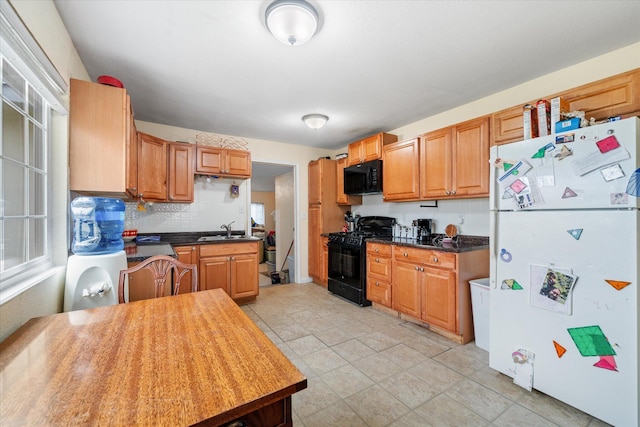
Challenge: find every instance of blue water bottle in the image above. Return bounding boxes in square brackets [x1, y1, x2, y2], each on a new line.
[71, 197, 125, 255]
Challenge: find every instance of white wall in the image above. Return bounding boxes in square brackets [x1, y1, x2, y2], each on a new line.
[125, 177, 249, 234]
[352, 197, 489, 236]
[275, 172, 295, 279]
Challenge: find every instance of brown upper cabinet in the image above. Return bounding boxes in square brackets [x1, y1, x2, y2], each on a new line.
[137, 132, 167, 201]
[137, 133, 194, 203]
[195, 146, 251, 178]
[69, 79, 194, 202]
[69, 78, 138, 197]
[382, 137, 421, 201]
[336, 157, 361, 205]
[421, 116, 490, 200]
[382, 116, 490, 202]
[168, 141, 195, 202]
[492, 68, 640, 145]
[347, 132, 398, 166]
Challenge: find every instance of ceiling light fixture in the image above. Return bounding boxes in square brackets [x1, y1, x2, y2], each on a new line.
[302, 114, 328, 130]
[265, 0, 319, 46]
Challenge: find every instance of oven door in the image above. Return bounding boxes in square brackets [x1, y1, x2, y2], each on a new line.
[327, 242, 362, 288]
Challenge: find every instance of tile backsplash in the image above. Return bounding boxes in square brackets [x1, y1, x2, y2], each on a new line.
[124, 177, 249, 234]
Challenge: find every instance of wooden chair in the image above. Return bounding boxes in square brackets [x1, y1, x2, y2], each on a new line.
[117, 255, 198, 303]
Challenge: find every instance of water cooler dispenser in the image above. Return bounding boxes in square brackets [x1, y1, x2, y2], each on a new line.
[64, 197, 127, 312]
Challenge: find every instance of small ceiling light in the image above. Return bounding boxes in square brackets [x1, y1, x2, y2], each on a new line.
[302, 114, 328, 130]
[266, 0, 319, 46]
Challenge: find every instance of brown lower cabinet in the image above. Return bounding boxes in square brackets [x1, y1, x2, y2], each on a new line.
[128, 242, 259, 303]
[199, 242, 259, 302]
[367, 242, 489, 344]
[366, 242, 392, 307]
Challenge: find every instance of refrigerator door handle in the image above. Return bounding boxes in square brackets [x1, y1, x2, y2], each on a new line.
[489, 211, 498, 289]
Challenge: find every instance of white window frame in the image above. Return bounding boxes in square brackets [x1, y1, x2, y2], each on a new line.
[1, 56, 52, 286]
[251, 202, 265, 226]
[0, 1, 67, 298]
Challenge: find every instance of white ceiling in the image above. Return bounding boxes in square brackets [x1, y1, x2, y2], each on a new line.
[53, 0, 640, 151]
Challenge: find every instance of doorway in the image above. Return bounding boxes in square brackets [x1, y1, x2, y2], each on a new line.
[250, 162, 295, 285]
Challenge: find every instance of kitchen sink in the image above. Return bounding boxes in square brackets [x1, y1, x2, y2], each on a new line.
[197, 235, 244, 242]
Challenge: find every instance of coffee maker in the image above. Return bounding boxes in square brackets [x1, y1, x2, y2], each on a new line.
[413, 219, 432, 243]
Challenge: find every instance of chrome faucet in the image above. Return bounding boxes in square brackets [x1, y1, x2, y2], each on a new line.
[221, 221, 235, 238]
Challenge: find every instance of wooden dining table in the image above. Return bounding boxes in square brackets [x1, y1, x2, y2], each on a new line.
[0, 289, 306, 426]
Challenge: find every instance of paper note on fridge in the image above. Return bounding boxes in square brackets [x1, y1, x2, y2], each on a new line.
[571, 137, 630, 176]
[497, 159, 533, 189]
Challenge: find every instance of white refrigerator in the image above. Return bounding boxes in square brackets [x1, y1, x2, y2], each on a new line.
[489, 117, 639, 426]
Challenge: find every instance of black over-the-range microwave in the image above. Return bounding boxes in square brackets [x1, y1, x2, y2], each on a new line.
[343, 159, 383, 195]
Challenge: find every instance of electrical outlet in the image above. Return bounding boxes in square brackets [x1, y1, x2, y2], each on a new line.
[239, 206, 245, 213]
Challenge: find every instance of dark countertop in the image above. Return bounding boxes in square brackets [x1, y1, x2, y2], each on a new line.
[137, 231, 260, 245]
[124, 242, 176, 262]
[125, 232, 261, 262]
[367, 234, 489, 253]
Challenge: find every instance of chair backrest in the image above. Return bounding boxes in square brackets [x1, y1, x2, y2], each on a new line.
[118, 255, 198, 303]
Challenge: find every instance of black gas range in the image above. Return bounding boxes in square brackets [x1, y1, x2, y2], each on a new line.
[327, 216, 395, 306]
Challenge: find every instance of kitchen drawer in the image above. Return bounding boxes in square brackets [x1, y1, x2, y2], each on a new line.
[367, 242, 392, 257]
[199, 242, 258, 258]
[393, 246, 456, 269]
[367, 254, 391, 279]
[367, 277, 392, 307]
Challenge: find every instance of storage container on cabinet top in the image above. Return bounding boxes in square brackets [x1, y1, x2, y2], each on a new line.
[71, 197, 125, 255]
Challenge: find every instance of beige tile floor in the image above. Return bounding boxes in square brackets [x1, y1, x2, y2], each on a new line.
[242, 282, 610, 427]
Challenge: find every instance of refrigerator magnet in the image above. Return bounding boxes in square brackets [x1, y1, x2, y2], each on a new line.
[567, 228, 583, 240]
[611, 193, 628, 205]
[553, 341, 567, 358]
[604, 280, 631, 291]
[595, 135, 621, 153]
[554, 145, 573, 160]
[501, 279, 522, 290]
[509, 179, 527, 194]
[499, 248, 513, 262]
[567, 325, 616, 357]
[531, 142, 555, 159]
[600, 164, 625, 182]
[594, 355, 618, 372]
[555, 133, 575, 144]
[625, 168, 640, 196]
[562, 187, 578, 198]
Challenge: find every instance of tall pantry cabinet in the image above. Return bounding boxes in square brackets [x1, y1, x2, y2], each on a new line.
[308, 159, 349, 286]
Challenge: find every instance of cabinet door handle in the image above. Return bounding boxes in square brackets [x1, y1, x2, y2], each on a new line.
[375, 248, 379, 252]
[375, 258, 379, 262]
[375, 281, 380, 286]
[191, 247, 195, 251]
[403, 252, 408, 257]
[432, 257, 439, 263]
[415, 266, 419, 271]
[420, 267, 424, 272]
[451, 190, 456, 195]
